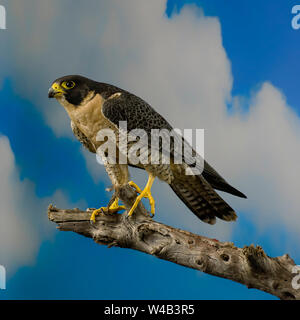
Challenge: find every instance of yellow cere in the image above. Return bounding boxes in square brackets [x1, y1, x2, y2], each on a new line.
[51, 82, 65, 97]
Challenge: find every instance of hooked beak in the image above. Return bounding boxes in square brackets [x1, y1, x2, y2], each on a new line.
[48, 83, 66, 98]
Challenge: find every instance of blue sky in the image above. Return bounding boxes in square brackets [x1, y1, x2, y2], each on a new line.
[0, 0, 300, 300]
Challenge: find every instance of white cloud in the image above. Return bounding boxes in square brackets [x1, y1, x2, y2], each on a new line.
[0, 136, 37, 271]
[225, 83, 300, 233]
[0, 136, 85, 274]
[3, 0, 300, 240]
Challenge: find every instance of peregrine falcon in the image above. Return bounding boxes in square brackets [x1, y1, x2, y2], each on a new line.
[48, 75, 246, 224]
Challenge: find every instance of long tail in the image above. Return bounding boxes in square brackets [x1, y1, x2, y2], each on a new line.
[170, 175, 237, 225]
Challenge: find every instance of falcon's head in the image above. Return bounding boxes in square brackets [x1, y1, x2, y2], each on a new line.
[48, 75, 96, 106]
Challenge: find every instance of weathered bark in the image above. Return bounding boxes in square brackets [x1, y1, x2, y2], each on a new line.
[48, 185, 299, 300]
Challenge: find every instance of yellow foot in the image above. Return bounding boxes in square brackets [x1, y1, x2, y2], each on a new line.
[128, 175, 156, 217]
[90, 197, 126, 223]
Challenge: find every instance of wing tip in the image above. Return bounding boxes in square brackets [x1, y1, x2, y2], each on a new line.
[236, 191, 247, 199]
[224, 186, 247, 199]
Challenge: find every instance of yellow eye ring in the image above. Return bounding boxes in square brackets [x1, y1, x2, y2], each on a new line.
[62, 81, 75, 89]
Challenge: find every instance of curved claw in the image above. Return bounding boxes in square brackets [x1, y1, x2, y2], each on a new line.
[147, 193, 155, 216]
[90, 207, 107, 223]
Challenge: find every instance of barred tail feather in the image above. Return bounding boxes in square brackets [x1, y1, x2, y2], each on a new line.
[170, 176, 237, 224]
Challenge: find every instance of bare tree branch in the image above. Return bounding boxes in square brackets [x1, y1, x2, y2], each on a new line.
[48, 185, 299, 300]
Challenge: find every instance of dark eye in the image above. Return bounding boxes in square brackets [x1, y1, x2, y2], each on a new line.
[62, 81, 75, 89]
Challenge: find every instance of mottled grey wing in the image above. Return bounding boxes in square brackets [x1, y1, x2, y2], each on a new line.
[102, 92, 203, 173]
[102, 91, 246, 198]
[102, 92, 172, 134]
